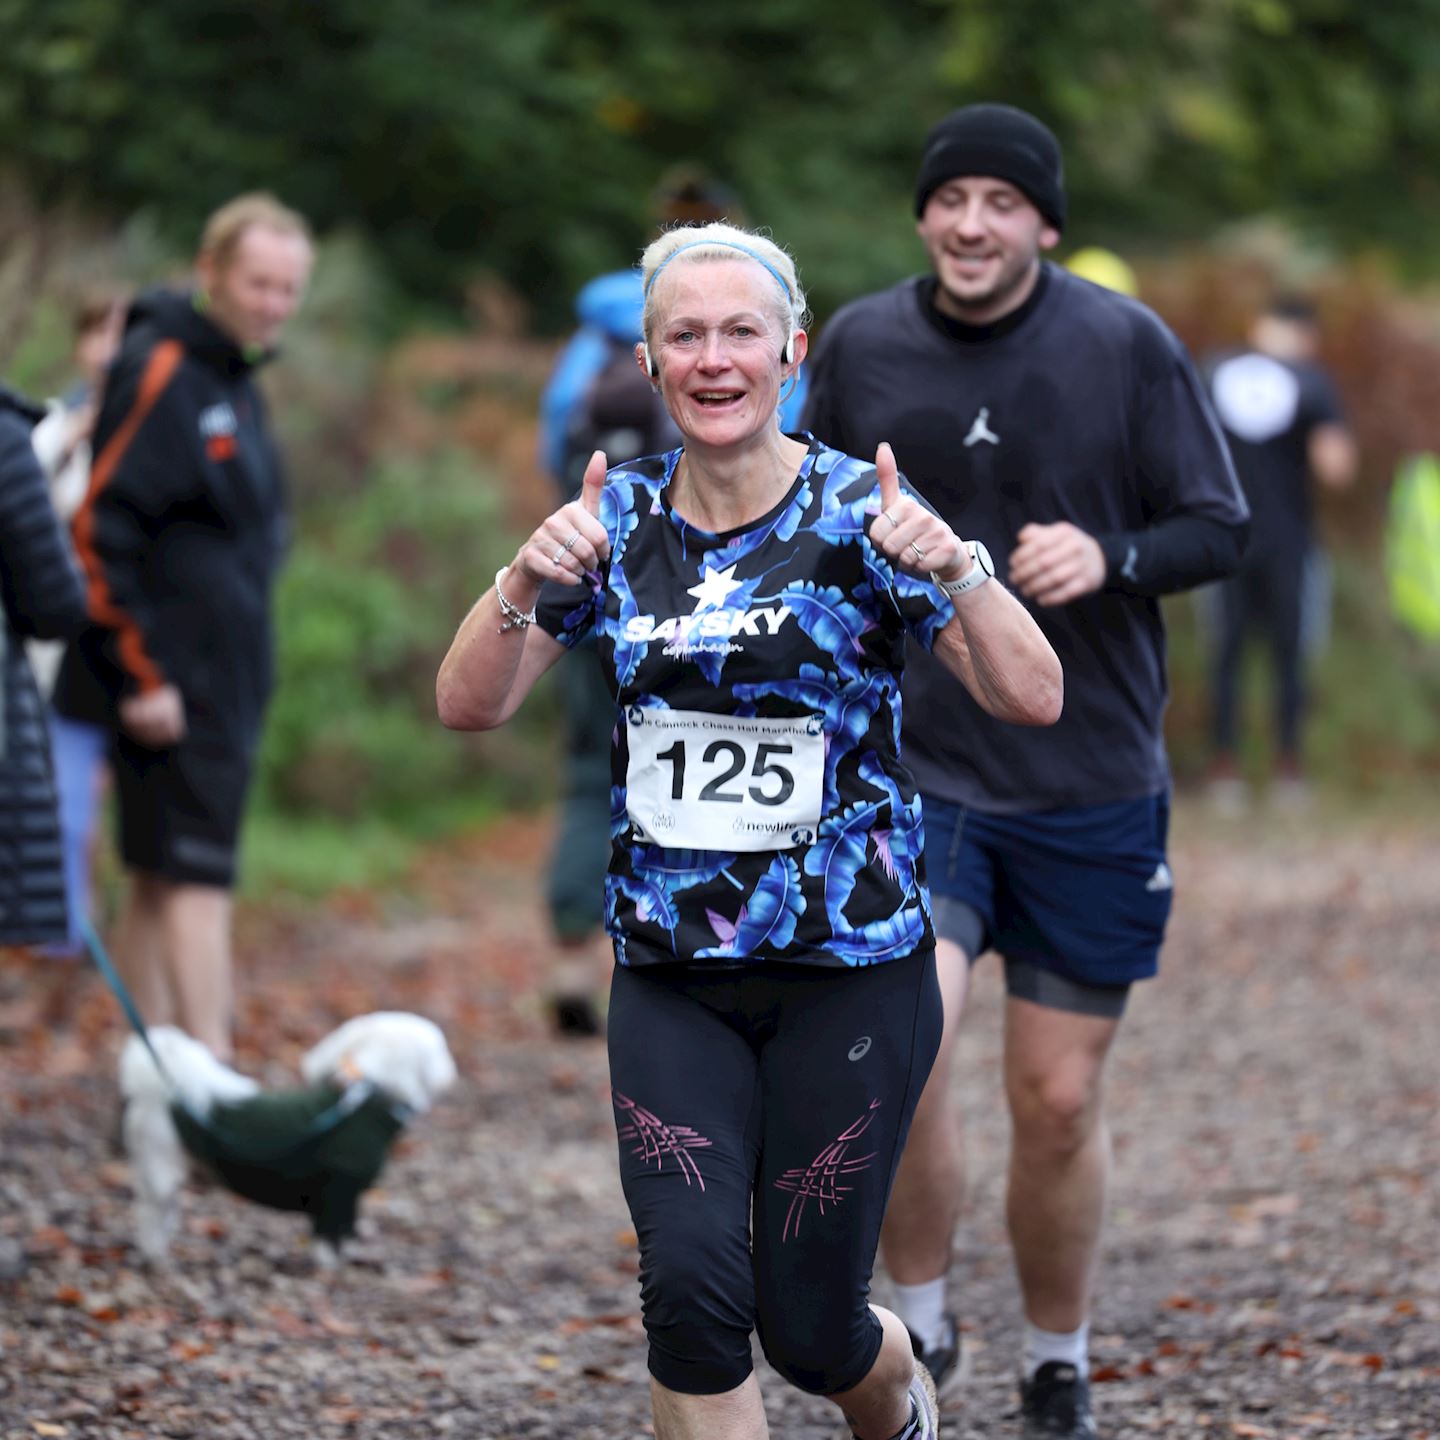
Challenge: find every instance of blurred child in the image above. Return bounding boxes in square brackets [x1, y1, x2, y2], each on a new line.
[27, 287, 126, 954]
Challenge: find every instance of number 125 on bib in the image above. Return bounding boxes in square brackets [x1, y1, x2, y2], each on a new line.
[624, 707, 824, 852]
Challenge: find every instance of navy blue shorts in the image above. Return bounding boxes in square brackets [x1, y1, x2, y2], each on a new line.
[921, 792, 1174, 993]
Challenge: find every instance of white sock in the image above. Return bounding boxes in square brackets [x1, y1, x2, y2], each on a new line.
[891, 1278, 949, 1353]
[1022, 1320, 1089, 1380]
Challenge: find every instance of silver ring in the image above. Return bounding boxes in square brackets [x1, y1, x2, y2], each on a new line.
[551, 544, 568, 564]
[562, 530, 581, 554]
[909, 541, 927, 562]
[883, 509, 901, 530]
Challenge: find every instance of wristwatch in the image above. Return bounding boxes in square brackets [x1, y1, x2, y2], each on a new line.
[931, 540, 994, 598]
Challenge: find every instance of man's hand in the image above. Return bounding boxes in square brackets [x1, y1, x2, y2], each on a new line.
[119, 684, 186, 748]
[1008, 522, 1106, 607]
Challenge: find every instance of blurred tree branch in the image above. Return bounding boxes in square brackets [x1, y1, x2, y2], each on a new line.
[2, 0, 1438, 326]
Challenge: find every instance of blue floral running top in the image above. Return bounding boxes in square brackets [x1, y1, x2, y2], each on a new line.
[535, 435, 954, 969]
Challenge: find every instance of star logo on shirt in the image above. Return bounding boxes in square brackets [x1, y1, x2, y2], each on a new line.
[687, 564, 744, 611]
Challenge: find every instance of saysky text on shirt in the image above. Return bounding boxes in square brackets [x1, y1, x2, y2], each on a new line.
[536, 439, 952, 969]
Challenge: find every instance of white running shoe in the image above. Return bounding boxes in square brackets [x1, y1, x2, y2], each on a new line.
[909, 1362, 940, 1438]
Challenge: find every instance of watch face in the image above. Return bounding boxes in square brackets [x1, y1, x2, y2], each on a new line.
[972, 540, 995, 577]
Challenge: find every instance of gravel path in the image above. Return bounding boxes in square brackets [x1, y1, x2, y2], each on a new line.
[2, 803, 1437, 1438]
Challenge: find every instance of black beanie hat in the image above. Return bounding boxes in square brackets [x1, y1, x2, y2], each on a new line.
[914, 103, 1066, 231]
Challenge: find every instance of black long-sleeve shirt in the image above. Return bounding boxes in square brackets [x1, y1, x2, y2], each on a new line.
[802, 265, 1249, 812]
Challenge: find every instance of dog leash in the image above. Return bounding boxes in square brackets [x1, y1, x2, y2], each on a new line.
[84, 921, 406, 1160]
[81, 919, 181, 1094]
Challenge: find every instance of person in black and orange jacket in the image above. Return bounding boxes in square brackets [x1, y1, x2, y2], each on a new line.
[53, 193, 313, 1061]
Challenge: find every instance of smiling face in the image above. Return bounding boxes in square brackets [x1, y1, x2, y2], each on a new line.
[916, 177, 1059, 325]
[641, 258, 806, 453]
[198, 223, 313, 353]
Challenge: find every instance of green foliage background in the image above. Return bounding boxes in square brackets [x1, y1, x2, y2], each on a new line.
[5, 0, 1440, 324]
[3, 3, 1440, 892]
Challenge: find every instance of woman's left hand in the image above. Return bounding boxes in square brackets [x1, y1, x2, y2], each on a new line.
[870, 442, 971, 585]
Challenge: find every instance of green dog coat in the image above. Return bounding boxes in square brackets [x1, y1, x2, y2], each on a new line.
[172, 1081, 409, 1245]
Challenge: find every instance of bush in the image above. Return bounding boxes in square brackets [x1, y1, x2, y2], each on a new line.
[254, 446, 558, 826]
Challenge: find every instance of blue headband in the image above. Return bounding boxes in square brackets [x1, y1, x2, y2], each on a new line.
[643, 239, 792, 300]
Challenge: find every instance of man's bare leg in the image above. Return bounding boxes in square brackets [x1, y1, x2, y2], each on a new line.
[881, 939, 971, 1283]
[113, 870, 174, 1029]
[1003, 996, 1121, 1337]
[880, 939, 971, 1380]
[162, 883, 234, 1060]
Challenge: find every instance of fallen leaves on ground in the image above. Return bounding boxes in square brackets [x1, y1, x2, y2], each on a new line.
[1, 807, 1437, 1438]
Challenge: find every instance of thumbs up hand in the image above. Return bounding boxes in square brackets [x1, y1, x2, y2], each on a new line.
[514, 449, 614, 587]
[876, 439, 902, 516]
[869, 442, 970, 585]
[579, 447, 606, 520]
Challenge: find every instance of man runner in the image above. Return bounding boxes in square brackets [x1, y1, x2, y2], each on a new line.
[803, 103, 1249, 1438]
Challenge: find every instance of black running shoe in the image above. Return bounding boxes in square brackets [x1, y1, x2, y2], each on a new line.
[1020, 1362, 1098, 1439]
[549, 993, 603, 1037]
[906, 1313, 969, 1403]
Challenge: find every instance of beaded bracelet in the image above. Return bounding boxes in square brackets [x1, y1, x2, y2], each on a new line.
[494, 566, 537, 633]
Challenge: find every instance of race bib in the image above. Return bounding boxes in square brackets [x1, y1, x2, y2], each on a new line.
[624, 707, 824, 851]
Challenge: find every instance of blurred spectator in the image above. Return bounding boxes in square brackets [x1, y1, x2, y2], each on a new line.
[1203, 296, 1357, 809]
[0, 385, 87, 948]
[802, 101, 1248, 1434]
[27, 287, 127, 956]
[52, 194, 314, 1060]
[535, 168, 809, 1035]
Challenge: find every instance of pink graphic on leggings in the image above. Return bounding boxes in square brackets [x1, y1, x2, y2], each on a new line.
[613, 1089, 712, 1190]
[774, 1100, 881, 1242]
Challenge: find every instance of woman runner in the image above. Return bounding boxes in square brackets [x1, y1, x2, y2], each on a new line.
[438, 222, 1061, 1440]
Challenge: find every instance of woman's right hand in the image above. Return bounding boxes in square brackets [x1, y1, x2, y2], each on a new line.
[513, 449, 613, 588]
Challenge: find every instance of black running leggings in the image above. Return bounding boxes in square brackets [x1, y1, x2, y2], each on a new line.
[607, 951, 941, 1397]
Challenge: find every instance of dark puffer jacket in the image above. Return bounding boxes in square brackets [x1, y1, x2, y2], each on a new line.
[0, 387, 86, 945]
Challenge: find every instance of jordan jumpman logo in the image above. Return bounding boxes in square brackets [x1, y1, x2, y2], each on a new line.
[963, 407, 1000, 446]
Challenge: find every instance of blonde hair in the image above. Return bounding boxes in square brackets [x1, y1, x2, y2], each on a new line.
[198, 192, 312, 270]
[640, 222, 808, 348]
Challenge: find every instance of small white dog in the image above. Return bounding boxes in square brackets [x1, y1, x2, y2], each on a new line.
[120, 1011, 456, 1264]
